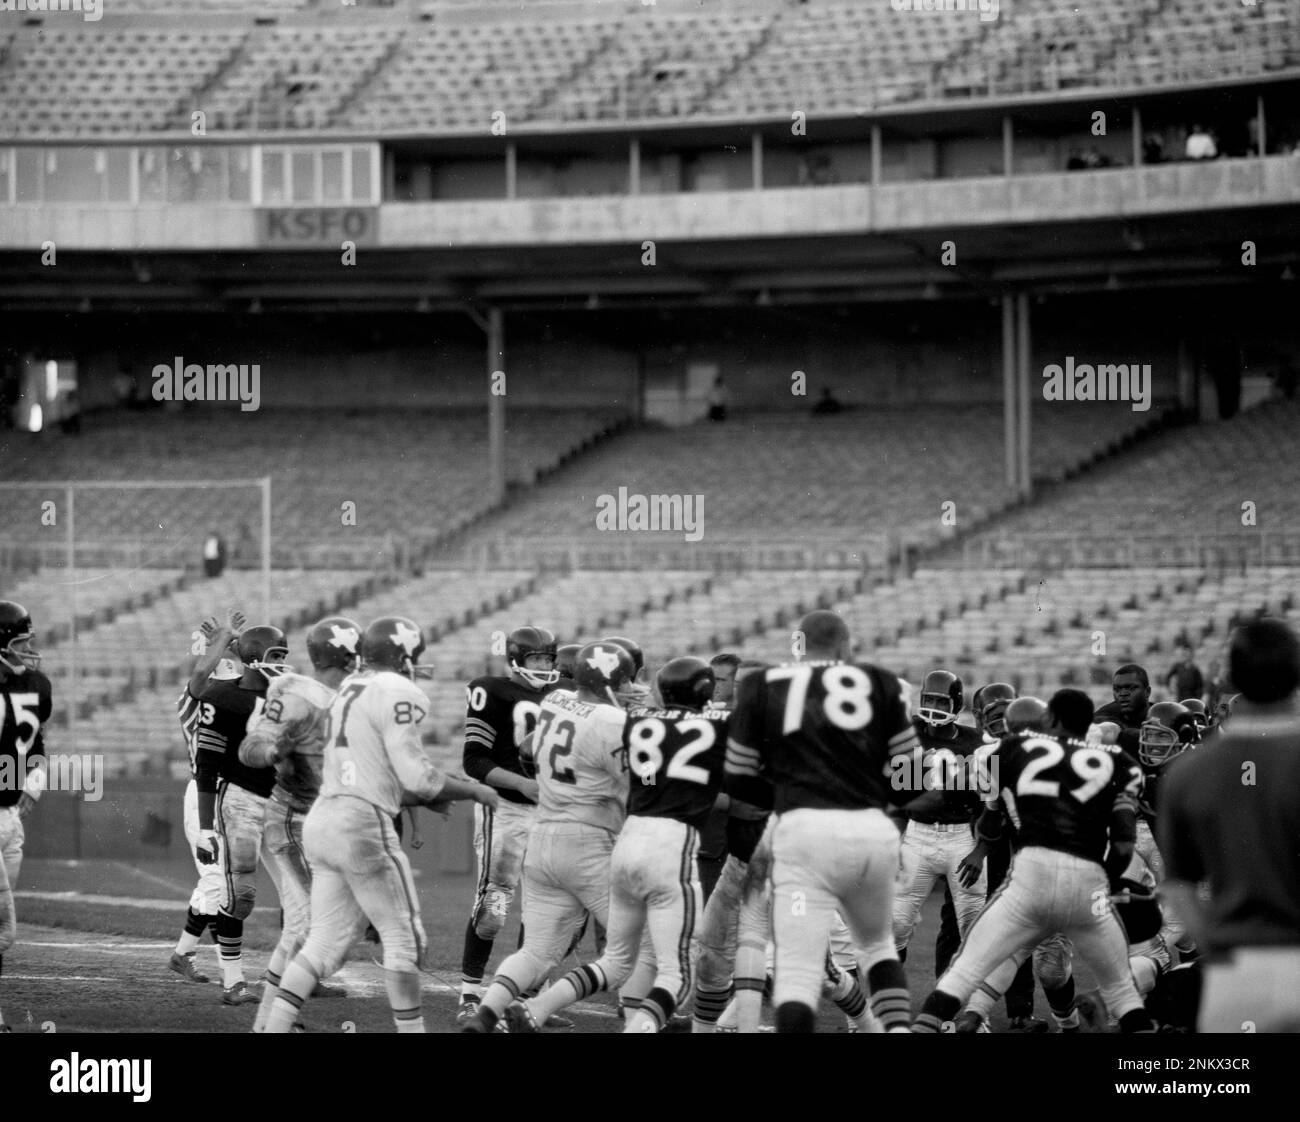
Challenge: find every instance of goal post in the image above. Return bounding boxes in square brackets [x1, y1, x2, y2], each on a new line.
[0, 477, 272, 758]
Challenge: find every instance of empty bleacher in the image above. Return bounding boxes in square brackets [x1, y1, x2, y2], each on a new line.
[2, 1, 1296, 139]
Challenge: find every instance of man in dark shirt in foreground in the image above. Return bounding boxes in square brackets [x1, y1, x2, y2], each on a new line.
[1159, 617, 1300, 1033]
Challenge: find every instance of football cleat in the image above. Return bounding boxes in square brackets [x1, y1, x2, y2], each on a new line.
[1007, 1014, 1049, 1033]
[455, 998, 482, 1027]
[1139, 702, 1198, 767]
[305, 617, 362, 674]
[543, 1012, 575, 1029]
[952, 1010, 988, 1034]
[222, 981, 260, 1006]
[0, 600, 41, 674]
[656, 656, 715, 712]
[458, 1009, 494, 1035]
[168, 952, 210, 984]
[503, 1002, 540, 1034]
[361, 616, 426, 680]
[918, 669, 963, 727]
[237, 625, 291, 681]
[507, 626, 559, 690]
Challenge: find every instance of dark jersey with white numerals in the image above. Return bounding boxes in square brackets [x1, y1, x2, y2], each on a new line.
[194, 677, 273, 798]
[726, 660, 917, 814]
[994, 732, 1142, 865]
[462, 676, 558, 806]
[623, 706, 728, 831]
[0, 668, 52, 808]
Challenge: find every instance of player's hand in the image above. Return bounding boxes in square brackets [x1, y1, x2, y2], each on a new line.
[517, 778, 539, 804]
[956, 845, 986, 889]
[198, 615, 220, 641]
[473, 784, 500, 811]
[195, 829, 220, 866]
[423, 797, 455, 819]
[17, 792, 36, 820]
[227, 608, 246, 634]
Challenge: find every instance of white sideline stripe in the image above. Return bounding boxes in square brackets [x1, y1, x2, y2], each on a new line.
[16, 936, 619, 1020]
[17, 891, 179, 909]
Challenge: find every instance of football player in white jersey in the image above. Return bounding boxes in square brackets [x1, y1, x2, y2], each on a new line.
[167, 609, 243, 985]
[459, 641, 636, 1033]
[241, 616, 361, 1032]
[263, 617, 498, 1033]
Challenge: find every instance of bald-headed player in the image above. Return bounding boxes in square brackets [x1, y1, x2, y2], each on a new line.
[720, 609, 924, 1032]
[264, 617, 498, 1033]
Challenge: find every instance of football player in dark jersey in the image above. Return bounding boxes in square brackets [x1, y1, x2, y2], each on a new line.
[512, 655, 728, 1033]
[1135, 701, 1200, 962]
[1093, 663, 1152, 752]
[555, 643, 580, 686]
[168, 609, 244, 985]
[457, 625, 560, 1023]
[893, 669, 989, 973]
[724, 610, 924, 1033]
[0, 601, 51, 1034]
[195, 624, 288, 1005]
[913, 688, 1156, 1033]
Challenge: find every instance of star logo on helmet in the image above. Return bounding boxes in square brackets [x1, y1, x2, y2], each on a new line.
[329, 625, 359, 653]
[585, 646, 622, 678]
[392, 622, 421, 654]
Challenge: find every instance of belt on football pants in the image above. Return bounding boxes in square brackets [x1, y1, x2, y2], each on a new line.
[908, 819, 973, 833]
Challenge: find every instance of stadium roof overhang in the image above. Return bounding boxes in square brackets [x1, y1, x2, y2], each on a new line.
[1, 203, 1296, 315]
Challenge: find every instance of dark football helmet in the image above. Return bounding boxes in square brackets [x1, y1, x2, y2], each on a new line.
[362, 616, 426, 679]
[574, 641, 636, 706]
[657, 656, 715, 712]
[1180, 698, 1210, 736]
[918, 669, 963, 727]
[601, 636, 644, 678]
[1139, 701, 1198, 767]
[555, 643, 580, 684]
[507, 625, 558, 690]
[0, 600, 40, 674]
[972, 682, 1017, 738]
[306, 616, 361, 673]
[236, 625, 290, 680]
[1005, 696, 1047, 734]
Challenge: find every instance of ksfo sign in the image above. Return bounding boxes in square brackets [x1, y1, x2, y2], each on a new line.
[258, 207, 379, 246]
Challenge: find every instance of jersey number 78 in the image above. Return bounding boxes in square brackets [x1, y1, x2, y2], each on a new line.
[767, 665, 874, 733]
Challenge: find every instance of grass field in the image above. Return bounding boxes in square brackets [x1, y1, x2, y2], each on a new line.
[5, 856, 1053, 1033]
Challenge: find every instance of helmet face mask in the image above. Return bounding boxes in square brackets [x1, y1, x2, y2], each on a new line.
[0, 601, 40, 674]
[237, 625, 292, 682]
[249, 646, 291, 682]
[1139, 702, 1196, 767]
[507, 626, 559, 691]
[918, 670, 963, 728]
[974, 682, 1016, 737]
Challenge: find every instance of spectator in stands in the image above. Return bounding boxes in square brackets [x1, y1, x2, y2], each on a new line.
[812, 386, 843, 415]
[1165, 642, 1204, 703]
[707, 376, 729, 423]
[202, 531, 228, 579]
[1185, 124, 1218, 160]
[1205, 655, 1227, 714]
[233, 522, 255, 568]
[1065, 148, 1087, 171]
[1142, 132, 1166, 165]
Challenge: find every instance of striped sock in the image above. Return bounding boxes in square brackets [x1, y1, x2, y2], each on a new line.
[216, 912, 244, 987]
[866, 960, 912, 1032]
[912, 990, 961, 1034]
[692, 984, 733, 1031]
[1045, 977, 1080, 1029]
[264, 958, 318, 1033]
[530, 964, 605, 1025]
[386, 968, 424, 1033]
